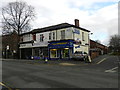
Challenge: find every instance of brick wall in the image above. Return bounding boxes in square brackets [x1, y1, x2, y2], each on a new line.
[2, 32, 19, 58]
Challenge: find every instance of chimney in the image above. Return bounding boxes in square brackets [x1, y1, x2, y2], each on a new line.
[75, 19, 79, 27]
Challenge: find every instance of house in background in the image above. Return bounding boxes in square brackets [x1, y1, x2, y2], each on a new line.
[90, 40, 108, 59]
[2, 31, 19, 59]
[19, 19, 90, 60]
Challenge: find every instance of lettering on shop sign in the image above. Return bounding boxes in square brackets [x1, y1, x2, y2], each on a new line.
[73, 29, 80, 34]
[20, 44, 26, 47]
[33, 42, 48, 46]
[20, 44, 32, 47]
[52, 42, 68, 45]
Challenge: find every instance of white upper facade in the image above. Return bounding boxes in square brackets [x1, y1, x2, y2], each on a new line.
[20, 19, 90, 54]
[20, 27, 89, 47]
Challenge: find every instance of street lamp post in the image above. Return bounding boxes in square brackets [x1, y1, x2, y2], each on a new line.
[88, 33, 93, 62]
[88, 33, 93, 55]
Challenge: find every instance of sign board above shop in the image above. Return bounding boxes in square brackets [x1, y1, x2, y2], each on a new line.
[20, 43, 32, 48]
[48, 40, 74, 49]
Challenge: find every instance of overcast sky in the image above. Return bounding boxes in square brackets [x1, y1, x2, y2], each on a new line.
[0, 0, 118, 45]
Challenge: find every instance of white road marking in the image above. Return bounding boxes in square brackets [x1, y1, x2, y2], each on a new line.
[105, 67, 118, 73]
[97, 58, 107, 64]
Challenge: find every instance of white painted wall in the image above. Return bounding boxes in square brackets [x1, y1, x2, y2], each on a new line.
[72, 27, 89, 54]
[23, 34, 32, 42]
[21, 27, 89, 54]
[56, 27, 73, 40]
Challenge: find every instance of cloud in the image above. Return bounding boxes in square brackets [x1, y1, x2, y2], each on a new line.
[0, 0, 118, 45]
[86, 3, 118, 45]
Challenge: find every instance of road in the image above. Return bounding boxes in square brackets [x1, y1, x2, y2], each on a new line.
[1, 55, 119, 89]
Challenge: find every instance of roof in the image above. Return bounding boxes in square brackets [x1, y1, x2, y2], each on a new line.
[20, 23, 90, 35]
[90, 39, 108, 47]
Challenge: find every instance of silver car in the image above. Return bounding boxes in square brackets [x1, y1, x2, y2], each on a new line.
[71, 51, 88, 61]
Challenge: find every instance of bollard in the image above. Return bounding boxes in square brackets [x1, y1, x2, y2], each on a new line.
[31, 56, 34, 60]
[44, 57, 48, 63]
[88, 55, 92, 63]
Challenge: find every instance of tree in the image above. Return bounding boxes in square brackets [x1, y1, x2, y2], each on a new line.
[2, 1, 35, 35]
[109, 34, 120, 52]
[2, 1, 35, 58]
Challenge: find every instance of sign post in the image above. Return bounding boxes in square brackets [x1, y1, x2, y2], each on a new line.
[6, 45, 9, 58]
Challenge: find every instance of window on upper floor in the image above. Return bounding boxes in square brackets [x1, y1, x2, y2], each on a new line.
[33, 34, 36, 41]
[53, 32, 55, 40]
[61, 30, 65, 39]
[40, 34, 44, 42]
[82, 32, 84, 41]
[49, 33, 51, 40]
[20, 36, 23, 42]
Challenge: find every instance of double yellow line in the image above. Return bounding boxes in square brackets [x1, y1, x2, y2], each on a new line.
[0, 82, 12, 90]
[0, 82, 19, 90]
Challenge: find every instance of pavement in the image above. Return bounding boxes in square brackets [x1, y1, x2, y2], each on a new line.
[1, 54, 112, 66]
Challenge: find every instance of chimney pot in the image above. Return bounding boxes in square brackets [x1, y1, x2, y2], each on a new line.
[75, 19, 79, 27]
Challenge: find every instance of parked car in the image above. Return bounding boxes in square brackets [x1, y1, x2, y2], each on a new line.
[71, 51, 88, 61]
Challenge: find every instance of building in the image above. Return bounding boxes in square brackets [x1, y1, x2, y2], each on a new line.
[2, 31, 19, 59]
[19, 19, 90, 60]
[90, 40, 108, 59]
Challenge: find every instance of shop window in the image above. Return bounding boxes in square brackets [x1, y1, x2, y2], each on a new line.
[50, 49, 57, 58]
[34, 48, 40, 56]
[62, 48, 69, 58]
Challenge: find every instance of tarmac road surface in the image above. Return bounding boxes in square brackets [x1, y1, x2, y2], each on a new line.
[1, 55, 119, 89]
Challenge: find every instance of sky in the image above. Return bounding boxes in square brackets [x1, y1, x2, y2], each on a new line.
[0, 0, 118, 46]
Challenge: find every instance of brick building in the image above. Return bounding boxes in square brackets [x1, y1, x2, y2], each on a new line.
[2, 31, 19, 58]
[90, 40, 108, 59]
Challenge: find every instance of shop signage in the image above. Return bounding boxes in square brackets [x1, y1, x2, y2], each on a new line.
[74, 38, 81, 45]
[75, 45, 80, 48]
[33, 41, 48, 47]
[51, 42, 68, 46]
[20, 43, 32, 48]
[73, 29, 80, 34]
[48, 40, 74, 49]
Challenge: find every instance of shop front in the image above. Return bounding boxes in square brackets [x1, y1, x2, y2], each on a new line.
[48, 40, 74, 60]
[21, 48, 32, 59]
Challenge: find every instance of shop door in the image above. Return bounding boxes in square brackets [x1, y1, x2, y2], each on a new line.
[61, 49, 69, 58]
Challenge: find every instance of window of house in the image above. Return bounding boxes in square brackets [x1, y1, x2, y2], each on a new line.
[61, 30, 65, 39]
[40, 34, 44, 42]
[33, 34, 36, 41]
[82, 32, 84, 41]
[28, 34, 30, 40]
[49, 33, 51, 40]
[53, 32, 55, 40]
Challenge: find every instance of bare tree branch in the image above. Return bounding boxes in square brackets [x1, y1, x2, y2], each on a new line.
[109, 34, 120, 52]
[2, 1, 35, 35]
